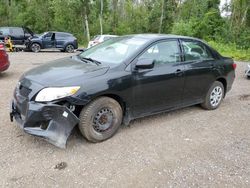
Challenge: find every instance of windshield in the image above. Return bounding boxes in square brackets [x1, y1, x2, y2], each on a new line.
[80, 36, 148, 64]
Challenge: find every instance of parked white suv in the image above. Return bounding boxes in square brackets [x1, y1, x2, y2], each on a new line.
[88, 34, 117, 48]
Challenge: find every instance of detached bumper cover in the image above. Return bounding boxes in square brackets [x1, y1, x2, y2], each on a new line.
[10, 100, 79, 148]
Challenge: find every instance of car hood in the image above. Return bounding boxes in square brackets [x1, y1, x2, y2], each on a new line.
[22, 56, 110, 87]
[29, 34, 40, 39]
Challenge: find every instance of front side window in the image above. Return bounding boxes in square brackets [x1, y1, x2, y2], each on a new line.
[42, 32, 52, 38]
[181, 40, 213, 61]
[138, 40, 181, 66]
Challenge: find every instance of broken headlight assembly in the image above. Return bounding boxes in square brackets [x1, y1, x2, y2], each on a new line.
[35, 86, 80, 102]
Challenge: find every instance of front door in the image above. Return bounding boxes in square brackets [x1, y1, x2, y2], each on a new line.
[132, 39, 185, 117]
[42, 32, 56, 48]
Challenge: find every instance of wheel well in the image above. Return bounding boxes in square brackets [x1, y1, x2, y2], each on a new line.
[30, 42, 41, 48]
[65, 43, 75, 49]
[216, 77, 227, 94]
[74, 94, 126, 117]
[101, 94, 126, 115]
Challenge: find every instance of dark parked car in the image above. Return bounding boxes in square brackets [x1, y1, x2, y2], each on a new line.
[0, 26, 33, 45]
[26, 31, 78, 53]
[0, 42, 10, 73]
[10, 34, 236, 148]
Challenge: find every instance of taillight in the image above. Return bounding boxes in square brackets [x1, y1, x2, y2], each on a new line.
[0, 43, 4, 50]
[232, 63, 237, 70]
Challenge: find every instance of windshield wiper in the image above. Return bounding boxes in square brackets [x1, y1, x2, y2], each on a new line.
[78, 56, 101, 65]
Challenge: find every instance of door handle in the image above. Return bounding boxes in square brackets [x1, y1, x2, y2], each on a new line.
[175, 69, 184, 76]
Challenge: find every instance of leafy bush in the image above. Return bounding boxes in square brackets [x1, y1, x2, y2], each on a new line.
[208, 41, 250, 61]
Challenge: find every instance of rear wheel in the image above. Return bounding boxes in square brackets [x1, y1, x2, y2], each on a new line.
[30, 43, 41, 53]
[201, 81, 224, 110]
[79, 97, 123, 142]
[65, 44, 74, 53]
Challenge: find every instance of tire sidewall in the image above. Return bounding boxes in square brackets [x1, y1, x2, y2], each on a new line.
[204, 81, 224, 110]
[31, 43, 41, 53]
[65, 44, 74, 53]
[79, 97, 122, 142]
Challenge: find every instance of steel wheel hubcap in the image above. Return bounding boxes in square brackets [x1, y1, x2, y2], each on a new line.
[93, 108, 114, 133]
[210, 86, 223, 107]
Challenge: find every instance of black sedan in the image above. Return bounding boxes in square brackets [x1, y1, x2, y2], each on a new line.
[26, 31, 78, 53]
[10, 34, 236, 148]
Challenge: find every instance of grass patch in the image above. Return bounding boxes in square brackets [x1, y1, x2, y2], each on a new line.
[208, 41, 250, 61]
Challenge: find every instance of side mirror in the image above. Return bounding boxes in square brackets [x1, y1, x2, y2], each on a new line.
[135, 58, 154, 69]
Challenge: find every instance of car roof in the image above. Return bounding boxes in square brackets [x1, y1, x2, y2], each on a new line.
[0, 27, 22, 29]
[124, 34, 203, 43]
[47, 31, 72, 35]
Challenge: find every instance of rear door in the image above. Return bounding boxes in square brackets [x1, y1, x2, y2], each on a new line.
[132, 39, 185, 117]
[180, 39, 217, 105]
[55, 33, 67, 48]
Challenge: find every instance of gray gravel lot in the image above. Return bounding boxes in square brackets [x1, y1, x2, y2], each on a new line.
[0, 52, 250, 187]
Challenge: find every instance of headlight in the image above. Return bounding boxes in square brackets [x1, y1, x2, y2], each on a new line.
[35, 86, 80, 102]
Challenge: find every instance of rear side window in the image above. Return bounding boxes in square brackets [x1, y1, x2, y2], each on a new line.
[56, 33, 70, 38]
[181, 40, 213, 61]
[10, 28, 24, 36]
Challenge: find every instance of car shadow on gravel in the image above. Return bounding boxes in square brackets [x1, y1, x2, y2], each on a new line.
[0, 71, 14, 79]
[28, 50, 78, 54]
[239, 94, 250, 101]
[122, 105, 202, 130]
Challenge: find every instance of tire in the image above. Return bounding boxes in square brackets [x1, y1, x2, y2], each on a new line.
[65, 44, 74, 53]
[201, 81, 224, 110]
[30, 43, 41, 53]
[79, 97, 123, 142]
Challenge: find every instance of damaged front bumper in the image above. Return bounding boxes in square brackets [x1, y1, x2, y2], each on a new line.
[10, 99, 79, 148]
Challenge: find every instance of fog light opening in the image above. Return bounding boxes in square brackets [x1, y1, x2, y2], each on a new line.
[40, 121, 49, 130]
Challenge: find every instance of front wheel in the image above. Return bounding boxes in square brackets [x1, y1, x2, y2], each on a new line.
[79, 97, 123, 142]
[201, 81, 224, 110]
[65, 44, 75, 53]
[30, 43, 41, 53]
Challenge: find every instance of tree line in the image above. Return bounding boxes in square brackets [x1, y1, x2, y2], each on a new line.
[0, 0, 249, 49]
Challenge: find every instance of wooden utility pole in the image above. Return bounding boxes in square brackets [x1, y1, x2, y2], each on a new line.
[84, 7, 90, 42]
[159, 0, 165, 33]
[99, 0, 103, 35]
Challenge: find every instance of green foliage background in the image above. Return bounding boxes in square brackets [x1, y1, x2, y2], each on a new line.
[0, 0, 249, 60]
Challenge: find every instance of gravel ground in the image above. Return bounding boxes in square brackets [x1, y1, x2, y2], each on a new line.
[0, 52, 250, 188]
